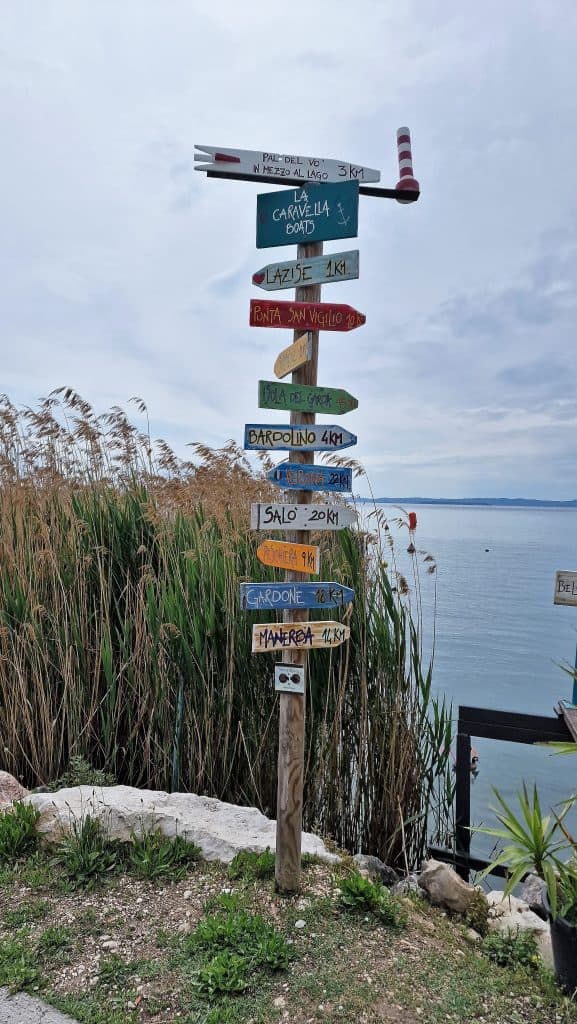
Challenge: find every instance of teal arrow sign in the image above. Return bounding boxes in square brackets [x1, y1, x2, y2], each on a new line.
[258, 380, 358, 415]
[256, 182, 359, 249]
[252, 250, 359, 291]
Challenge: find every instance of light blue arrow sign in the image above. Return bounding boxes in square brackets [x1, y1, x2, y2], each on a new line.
[244, 424, 357, 452]
[240, 582, 354, 611]
[256, 182, 359, 249]
[268, 463, 353, 493]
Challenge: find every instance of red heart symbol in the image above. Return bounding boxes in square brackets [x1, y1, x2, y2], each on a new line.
[253, 272, 265, 285]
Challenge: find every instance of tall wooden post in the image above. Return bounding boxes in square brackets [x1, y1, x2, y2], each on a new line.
[275, 240, 322, 893]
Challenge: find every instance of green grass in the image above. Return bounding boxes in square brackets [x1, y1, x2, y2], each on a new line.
[0, 854, 575, 1023]
[0, 802, 40, 863]
[227, 849, 276, 882]
[338, 869, 408, 929]
[37, 925, 74, 957]
[49, 993, 137, 1024]
[481, 928, 541, 970]
[127, 829, 201, 879]
[0, 929, 43, 993]
[3, 898, 49, 927]
[50, 814, 125, 889]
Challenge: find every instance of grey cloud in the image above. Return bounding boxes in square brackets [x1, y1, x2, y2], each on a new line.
[497, 359, 573, 396]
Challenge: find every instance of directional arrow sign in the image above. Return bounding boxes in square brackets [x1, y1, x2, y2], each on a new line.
[268, 463, 353, 493]
[256, 182, 358, 248]
[244, 424, 357, 452]
[259, 380, 358, 416]
[554, 570, 577, 607]
[253, 250, 359, 291]
[256, 539, 320, 575]
[252, 620, 350, 653]
[273, 333, 313, 380]
[194, 145, 381, 184]
[240, 582, 355, 611]
[250, 299, 365, 332]
[250, 503, 356, 532]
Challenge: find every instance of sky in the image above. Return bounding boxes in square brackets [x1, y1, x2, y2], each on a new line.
[2, 1, 577, 499]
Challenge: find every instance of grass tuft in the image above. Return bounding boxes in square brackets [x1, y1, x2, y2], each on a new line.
[227, 848, 275, 882]
[0, 802, 40, 863]
[127, 828, 201, 880]
[338, 870, 408, 929]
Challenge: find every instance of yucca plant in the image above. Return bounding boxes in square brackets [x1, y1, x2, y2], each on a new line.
[475, 784, 567, 904]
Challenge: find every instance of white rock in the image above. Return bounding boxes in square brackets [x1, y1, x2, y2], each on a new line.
[294, 919, 306, 929]
[419, 859, 484, 915]
[486, 891, 553, 969]
[26, 785, 340, 866]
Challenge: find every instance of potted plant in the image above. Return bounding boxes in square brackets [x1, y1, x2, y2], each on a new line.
[475, 782, 577, 996]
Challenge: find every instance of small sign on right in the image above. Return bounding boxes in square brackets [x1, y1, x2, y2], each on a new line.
[554, 570, 577, 607]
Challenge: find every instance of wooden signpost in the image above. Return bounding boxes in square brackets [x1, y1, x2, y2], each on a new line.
[259, 380, 358, 415]
[244, 424, 357, 452]
[250, 502, 356, 531]
[250, 299, 365, 332]
[240, 582, 354, 611]
[197, 127, 419, 894]
[554, 570, 577, 706]
[267, 462, 353, 493]
[253, 250, 359, 291]
[194, 145, 381, 183]
[273, 334, 313, 380]
[256, 539, 320, 575]
[256, 183, 359, 248]
[252, 620, 351, 653]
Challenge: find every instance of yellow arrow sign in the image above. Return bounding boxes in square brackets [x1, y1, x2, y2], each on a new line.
[252, 620, 350, 653]
[256, 539, 319, 575]
[273, 333, 313, 380]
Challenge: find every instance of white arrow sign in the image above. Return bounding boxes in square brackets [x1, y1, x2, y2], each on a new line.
[194, 145, 381, 184]
[250, 503, 357, 531]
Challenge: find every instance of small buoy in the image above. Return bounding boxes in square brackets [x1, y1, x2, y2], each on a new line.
[485, 548, 489, 552]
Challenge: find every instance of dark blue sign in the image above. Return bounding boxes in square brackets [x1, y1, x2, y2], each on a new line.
[240, 582, 354, 611]
[267, 463, 353, 493]
[256, 181, 359, 249]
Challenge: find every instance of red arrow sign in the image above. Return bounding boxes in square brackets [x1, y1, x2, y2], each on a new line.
[249, 299, 366, 333]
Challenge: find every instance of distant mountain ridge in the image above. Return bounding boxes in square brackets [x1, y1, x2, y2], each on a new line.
[365, 497, 577, 508]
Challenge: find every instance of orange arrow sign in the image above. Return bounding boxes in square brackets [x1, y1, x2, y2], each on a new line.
[256, 539, 320, 575]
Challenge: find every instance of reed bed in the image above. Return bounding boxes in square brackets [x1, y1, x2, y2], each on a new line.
[0, 390, 453, 869]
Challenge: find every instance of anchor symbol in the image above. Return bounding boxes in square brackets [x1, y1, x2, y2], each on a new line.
[336, 202, 350, 226]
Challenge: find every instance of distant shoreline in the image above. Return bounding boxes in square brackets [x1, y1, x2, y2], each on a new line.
[355, 497, 577, 509]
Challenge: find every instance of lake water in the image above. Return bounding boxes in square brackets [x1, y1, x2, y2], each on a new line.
[371, 505, 577, 861]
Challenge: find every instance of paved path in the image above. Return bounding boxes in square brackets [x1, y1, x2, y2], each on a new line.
[0, 988, 78, 1023]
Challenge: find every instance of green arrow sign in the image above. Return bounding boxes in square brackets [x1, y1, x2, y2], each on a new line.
[258, 380, 358, 416]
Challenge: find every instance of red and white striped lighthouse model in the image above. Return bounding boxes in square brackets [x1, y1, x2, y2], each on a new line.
[395, 127, 420, 203]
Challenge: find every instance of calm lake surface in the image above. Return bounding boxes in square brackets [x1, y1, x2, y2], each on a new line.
[370, 505, 577, 860]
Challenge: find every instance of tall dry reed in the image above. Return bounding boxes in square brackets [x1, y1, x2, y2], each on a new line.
[0, 390, 452, 869]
